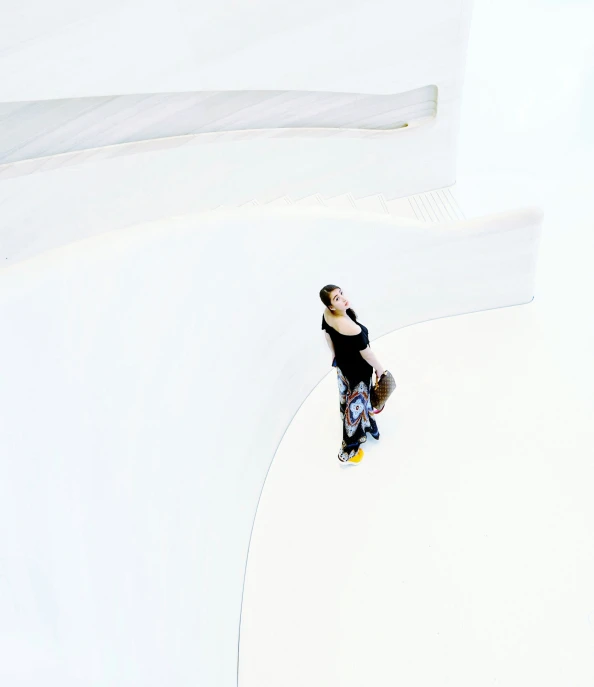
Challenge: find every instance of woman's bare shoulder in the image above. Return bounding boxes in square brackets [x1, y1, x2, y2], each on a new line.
[324, 308, 361, 335]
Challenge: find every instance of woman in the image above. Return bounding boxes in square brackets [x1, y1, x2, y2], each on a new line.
[319, 284, 386, 465]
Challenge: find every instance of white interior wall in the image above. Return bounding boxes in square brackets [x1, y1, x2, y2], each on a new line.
[237, 2, 594, 677]
[0, 206, 541, 686]
[0, 0, 473, 247]
[0, 1, 472, 100]
[4, 1, 567, 684]
[1, 0, 592, 684]
[0, 128, 460, 267]
[0, 86, 437, 165]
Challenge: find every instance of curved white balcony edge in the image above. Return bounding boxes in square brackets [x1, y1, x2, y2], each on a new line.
[0, 118, 433, 183]
[0, 86, 437, 166]
[0, 204, 542, 685]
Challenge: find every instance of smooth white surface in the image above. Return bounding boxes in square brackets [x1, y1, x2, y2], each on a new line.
[0, 1, 472, 100]
[0, 0, 472, 242]
[0, 86, 436, 164]
[240, 300, 594, 686]
[0, 128, 461, 266]
[238, 1, 594, 684]
[0, 4, 478, 683]
[0, 123, 436, 182]
[2, 0, 593, 685]
[0, 0, 474, 269]
[0, 206, 541, 686]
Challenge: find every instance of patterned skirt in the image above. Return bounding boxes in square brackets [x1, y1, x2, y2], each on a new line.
[336, 366, 380, 461]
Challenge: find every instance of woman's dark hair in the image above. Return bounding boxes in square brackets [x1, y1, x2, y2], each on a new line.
[319, 284, 358, 322]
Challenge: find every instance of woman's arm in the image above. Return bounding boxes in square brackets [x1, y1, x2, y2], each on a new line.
[360, 346, 385, 378]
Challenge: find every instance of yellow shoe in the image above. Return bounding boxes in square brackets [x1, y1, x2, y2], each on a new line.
[347, 448, 364, 464]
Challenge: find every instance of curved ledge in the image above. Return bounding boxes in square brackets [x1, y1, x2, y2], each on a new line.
[0, 116, 430, 182]
[0, 205, 542, 684]
[0, 86, 437, 166]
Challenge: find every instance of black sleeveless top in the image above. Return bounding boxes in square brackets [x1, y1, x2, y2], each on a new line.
[321, 313, 374, 385]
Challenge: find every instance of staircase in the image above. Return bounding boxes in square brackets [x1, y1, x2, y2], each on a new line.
[210, 186, 465, 222]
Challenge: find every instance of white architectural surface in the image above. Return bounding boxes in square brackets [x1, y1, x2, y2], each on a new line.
[238, 3, 594, 684]
[240, 296, 594, 686]
[0, 130, 465, 267]
[0, 1, 472, 100]
[0, 206, 541, 686]
[0, 87, 436, 164]
[2, 0, 593, 685]
[0, 0, 472, 246]
[0, 6, 481, 679]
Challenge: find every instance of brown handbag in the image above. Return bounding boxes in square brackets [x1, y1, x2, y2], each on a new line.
[370, 370, 396, 414]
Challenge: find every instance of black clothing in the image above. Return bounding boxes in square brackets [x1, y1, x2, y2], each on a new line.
[322, 314, 379, 461]
[321, 315, 374, 384]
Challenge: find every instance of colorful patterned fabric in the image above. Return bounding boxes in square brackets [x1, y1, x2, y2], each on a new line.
[322, 312, 380, 461]
[336, 365, 379, 461]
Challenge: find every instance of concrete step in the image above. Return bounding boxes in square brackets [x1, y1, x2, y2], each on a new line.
[237, 199, 260, 208]
[384, 196, 420, 220]
[402, 188, 462, 222]
[210, 185, 465, 222]
[322, 193, 357, 210]
[353, 193, 389, 215]
[267, 196, 294, 207]
[292, 193, 326, 207]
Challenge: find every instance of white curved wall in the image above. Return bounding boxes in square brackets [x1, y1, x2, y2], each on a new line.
[0, 206, 541, 685]
[0, 133, 462, 266]
[0, 86, 436, 165]
[3, 1, 554, 684]
[0, 0, 473, 218]
[0, 1, 472, 100]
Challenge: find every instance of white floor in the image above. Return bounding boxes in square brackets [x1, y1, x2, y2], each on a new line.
[239, 296, 594, 685]
[238, 1, 594, 684]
